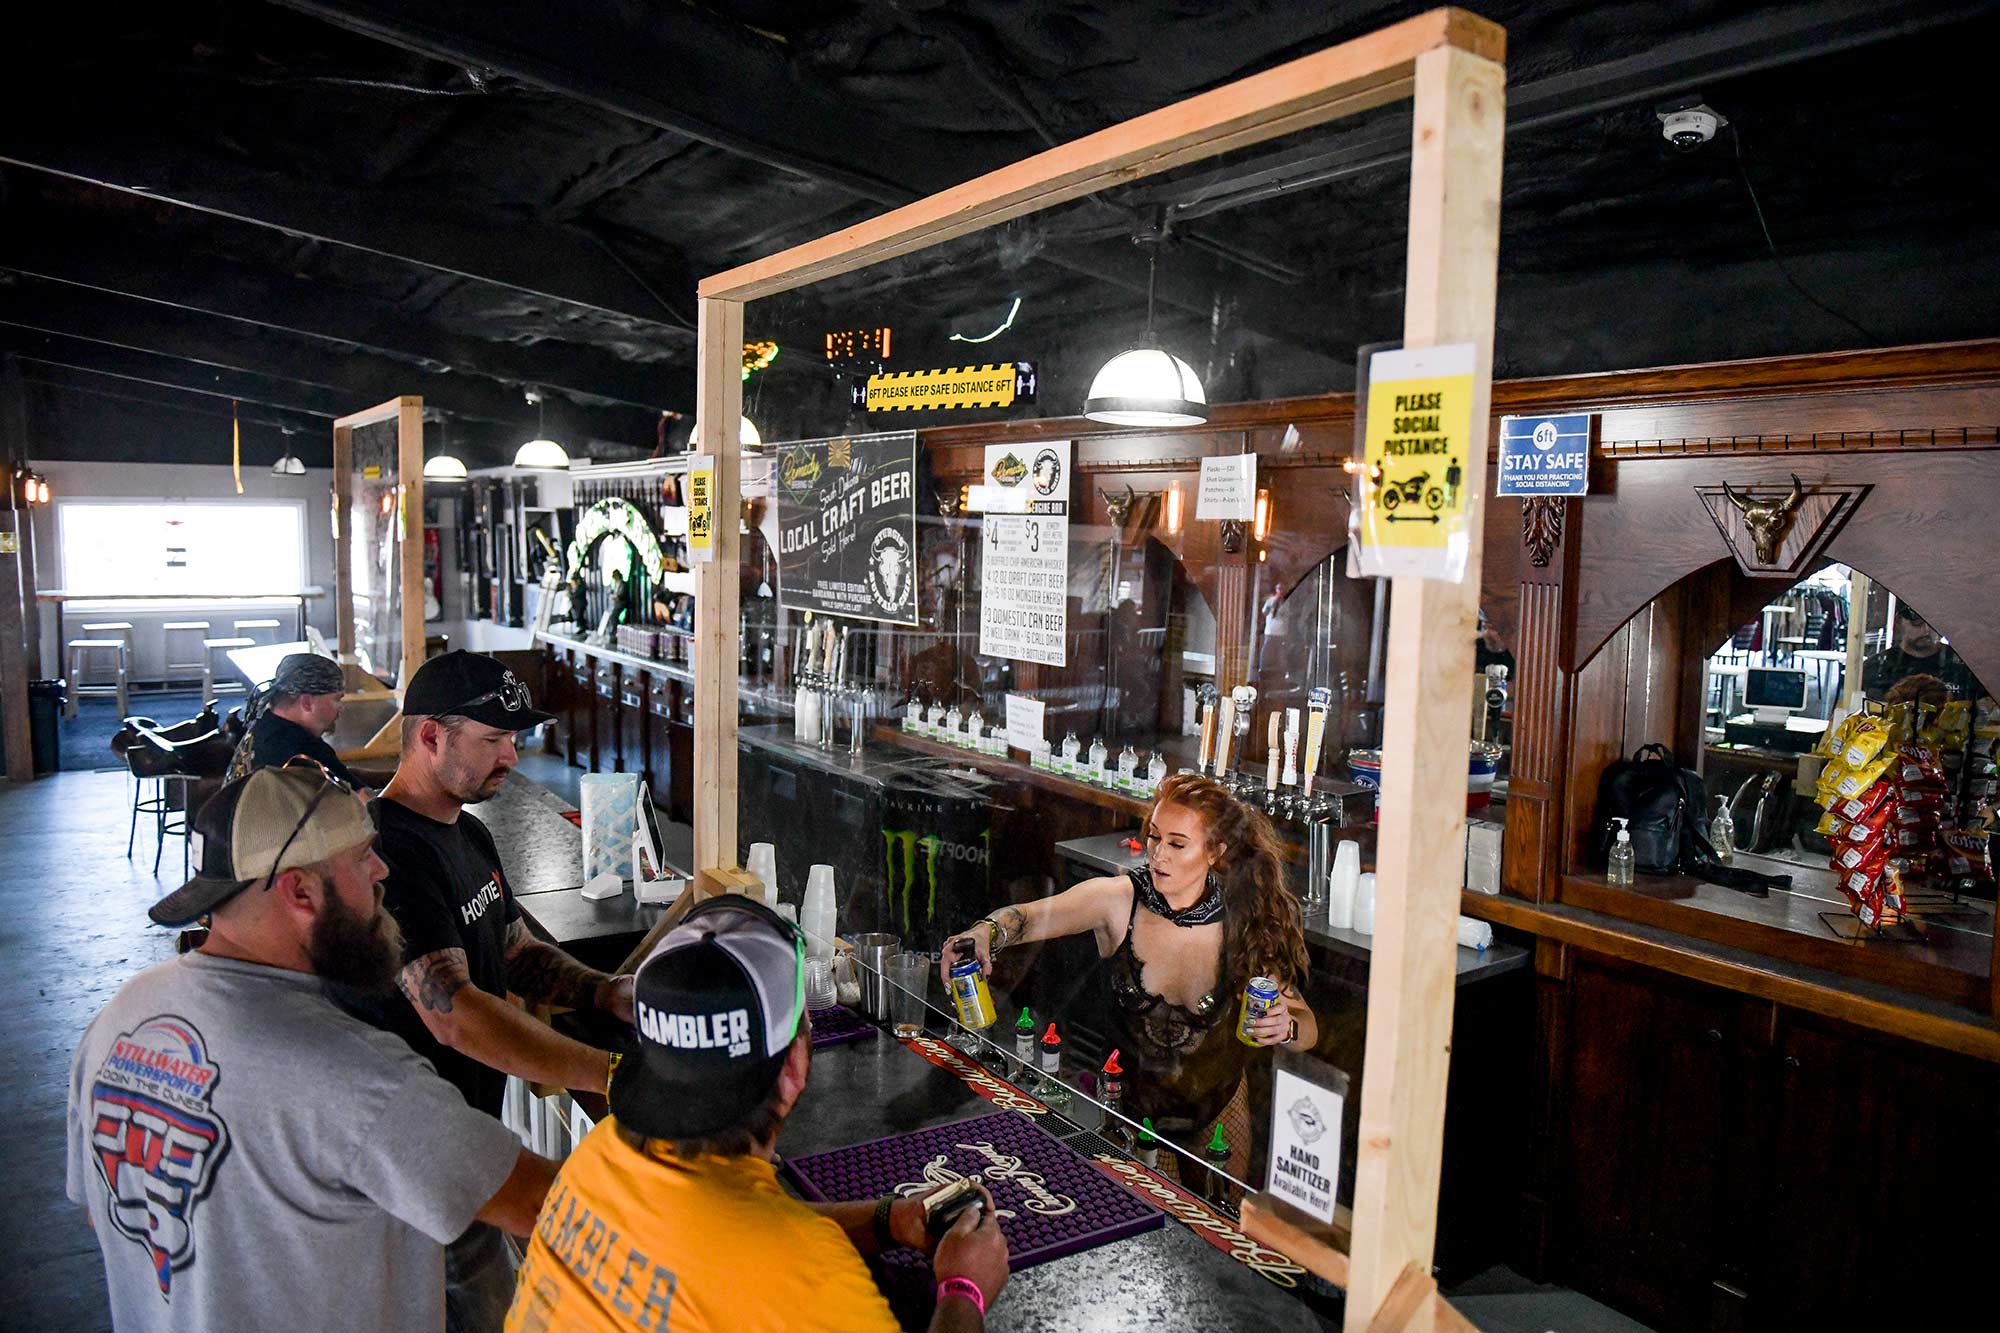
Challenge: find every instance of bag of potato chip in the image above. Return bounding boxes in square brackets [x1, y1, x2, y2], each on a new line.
[1839, 716, 1893, 770]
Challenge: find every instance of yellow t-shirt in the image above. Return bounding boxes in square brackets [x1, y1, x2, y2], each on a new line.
[504, 1118, 899, 1333]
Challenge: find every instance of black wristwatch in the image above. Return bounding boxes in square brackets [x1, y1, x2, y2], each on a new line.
[873, 1194, 896, 1251]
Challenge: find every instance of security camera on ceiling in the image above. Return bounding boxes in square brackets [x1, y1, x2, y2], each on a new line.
[1655, 96, 1727, 150]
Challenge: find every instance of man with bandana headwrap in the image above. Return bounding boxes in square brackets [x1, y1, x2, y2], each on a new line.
[226, 653, 360, 788]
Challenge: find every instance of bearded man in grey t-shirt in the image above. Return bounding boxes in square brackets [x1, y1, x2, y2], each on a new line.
[67, 765, 558, 1332]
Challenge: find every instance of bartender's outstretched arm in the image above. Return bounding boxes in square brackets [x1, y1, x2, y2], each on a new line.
[940, 875, 1128, 981]
[398, 947, 616, 1094]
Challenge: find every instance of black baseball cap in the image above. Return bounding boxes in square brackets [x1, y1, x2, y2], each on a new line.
[404, 650, 554, 731]
[150, 767, 375, 927]
[609, 896, 807, 1141]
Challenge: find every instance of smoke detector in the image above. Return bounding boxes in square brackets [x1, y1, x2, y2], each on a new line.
[1656, 96, 1727, 150]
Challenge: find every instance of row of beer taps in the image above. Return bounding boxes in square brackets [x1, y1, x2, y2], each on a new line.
[1189, 683, 1336, 823]
[790, 619, 884, 754]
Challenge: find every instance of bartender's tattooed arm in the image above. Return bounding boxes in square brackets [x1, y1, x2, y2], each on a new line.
[986, 906, 1028, 949]
[399, 949, 471, 1014]
[503, 920, 614, 1011]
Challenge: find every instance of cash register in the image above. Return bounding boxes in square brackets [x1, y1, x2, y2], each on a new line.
[1722, 666, 1829, 754]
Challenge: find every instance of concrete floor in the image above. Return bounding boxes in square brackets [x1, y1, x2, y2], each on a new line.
[3, 768, 181, 1332]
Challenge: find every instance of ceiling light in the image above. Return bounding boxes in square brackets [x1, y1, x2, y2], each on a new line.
[1084, 241, 1208, 427]
[513, 388, 571, 471]
[271, 429, 307, 476]
[688, 415, 762, 448]
[423, 413, 468, 481]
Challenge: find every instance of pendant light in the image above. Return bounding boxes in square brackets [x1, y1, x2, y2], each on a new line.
[687, 414, 762, 449]
[1084, 236, 1208, 427]
[271, 427, 307, 477]
[513, 388, 571, 471]
[422, 413, 468, 481]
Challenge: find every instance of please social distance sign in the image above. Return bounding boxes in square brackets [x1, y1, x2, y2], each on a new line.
[1497, 413, 1591, 496]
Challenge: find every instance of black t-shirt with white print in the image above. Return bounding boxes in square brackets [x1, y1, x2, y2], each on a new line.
[343, 797, 521, 1118]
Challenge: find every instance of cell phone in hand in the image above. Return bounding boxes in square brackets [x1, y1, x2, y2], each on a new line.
[922, 1177, 986, 1238]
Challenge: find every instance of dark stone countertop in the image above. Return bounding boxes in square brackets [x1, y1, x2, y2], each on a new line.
[1057, 832, 1530, 986]
[781, 1033, 1321, 1332]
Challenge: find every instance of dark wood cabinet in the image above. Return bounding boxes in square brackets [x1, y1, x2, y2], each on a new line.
[1536, 948, 2000, 1332]
[592, 661, 617, 772]
[618, 669, 647, 782]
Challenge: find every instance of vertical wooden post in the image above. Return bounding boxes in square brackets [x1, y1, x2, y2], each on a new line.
[1345, 42, 1505, 1333]
[397, 397, 426, 688]
[0, 357, 33, 782]
[692, 297, 745, 872]
[333, 422, 355, 662]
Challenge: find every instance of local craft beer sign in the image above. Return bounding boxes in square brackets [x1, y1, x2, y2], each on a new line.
[1350, 342, 1478, 582]
[777, 431, 921, 626]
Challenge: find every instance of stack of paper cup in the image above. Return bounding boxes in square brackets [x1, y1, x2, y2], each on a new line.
[1353, 872, 1378, 936]
[745, 842, 778, 908]
[1327, 840, 1361, 930]
[801, 864, 838, 959]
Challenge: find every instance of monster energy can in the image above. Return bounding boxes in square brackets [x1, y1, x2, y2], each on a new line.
[1236, 975, 1282, 1047]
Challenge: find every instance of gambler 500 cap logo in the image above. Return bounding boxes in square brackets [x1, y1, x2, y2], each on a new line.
[89, 1016, 231, 1297]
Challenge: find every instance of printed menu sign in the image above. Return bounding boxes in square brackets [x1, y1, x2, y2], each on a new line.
[1197, 453, 1257, 521]
[776, 432, 920, 625]
[978, 440, 1069, 667]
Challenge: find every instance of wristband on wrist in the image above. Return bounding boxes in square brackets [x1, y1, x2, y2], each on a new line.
[936, 1276, 987, 1316]
[1286, 1017, 1299, 1047]
[607, 1051, 623, 1090]
[872, 1195, 896, 1252]
[973, 917, 1003, 949]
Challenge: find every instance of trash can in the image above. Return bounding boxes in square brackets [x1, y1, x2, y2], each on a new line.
[29, 678, 65, 775]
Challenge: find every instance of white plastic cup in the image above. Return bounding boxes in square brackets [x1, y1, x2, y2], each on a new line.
[1354, 872, 1378, 936]
[1329, 841, 1361, 928]
[802, 864, 837, 959]
[746, 842, 778, 907]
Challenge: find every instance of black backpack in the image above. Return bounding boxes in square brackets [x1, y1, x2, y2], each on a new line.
[1592, 744, 1789, 897]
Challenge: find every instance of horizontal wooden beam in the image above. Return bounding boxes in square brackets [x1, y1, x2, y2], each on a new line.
[700, 7, 1502, 301]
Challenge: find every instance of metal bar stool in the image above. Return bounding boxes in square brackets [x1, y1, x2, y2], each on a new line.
[233, 618, 283, 646]
[201, 637, 256, 698]
[65, 638, 130, 719]
[163, 621, 212, 688]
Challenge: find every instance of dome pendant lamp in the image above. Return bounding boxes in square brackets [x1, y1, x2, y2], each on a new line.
[1084, 243, 1208, 427]
[513, 388, 571, 472]
[422, 413, 468, 481]
[270, 426, 308, 477]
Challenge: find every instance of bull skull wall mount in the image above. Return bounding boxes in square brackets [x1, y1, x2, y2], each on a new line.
[1692, 475, 1869, 579]
[1721, 473, 1804, 565]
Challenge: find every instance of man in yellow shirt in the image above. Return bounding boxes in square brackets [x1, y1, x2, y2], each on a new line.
[506, 896, 1008, 1332]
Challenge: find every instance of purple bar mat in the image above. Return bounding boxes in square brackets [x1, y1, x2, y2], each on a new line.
[807, 1003, 878, 1050]
[781, 1109, 1162, 1271]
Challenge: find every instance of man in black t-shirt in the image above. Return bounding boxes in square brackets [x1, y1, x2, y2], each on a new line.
[224, 653, 361, 787]
[356, 651, 634, 1333]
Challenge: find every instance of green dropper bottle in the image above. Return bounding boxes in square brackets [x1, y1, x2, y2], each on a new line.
[1137, 1116, 1160, 1168]
[1203, 1124, 1234, 1209]
[1013, 1006, 1036, 1061]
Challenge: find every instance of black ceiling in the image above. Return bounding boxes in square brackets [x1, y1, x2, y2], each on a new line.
[5, 1, 1997, 468]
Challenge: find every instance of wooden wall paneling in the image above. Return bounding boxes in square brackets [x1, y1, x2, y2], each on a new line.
[332, 422, 353, 660]
[395, 396, 425, 687]
[1345, 40, 1506, 1330]
[1563, 619, 1633, 876]
[1519, 936, 1572, 1276]
[1501, 491, 1577, 902]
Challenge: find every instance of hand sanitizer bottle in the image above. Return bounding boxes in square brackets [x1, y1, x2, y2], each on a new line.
[1146, 751, 1167, 789]
[1060, 732, 1081, 771]
[905, 696, 922, 729]
[1117, 745, 1139, 780]
[1608, 816, 1635, 886]
[965, 709, 983, 747]
[1087, 736, 1108, 778]
[1709, 796, 1736, 866]
[944, 705, 962, 738]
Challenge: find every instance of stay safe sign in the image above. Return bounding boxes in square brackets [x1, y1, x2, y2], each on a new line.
[1496, 413, 1591, 496]
[1351, 342, 1477, 582]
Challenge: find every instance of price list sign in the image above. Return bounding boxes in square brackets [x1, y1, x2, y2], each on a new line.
[978, 440, 1070, 667]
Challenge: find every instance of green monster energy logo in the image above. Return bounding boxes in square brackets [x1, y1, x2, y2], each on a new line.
[881, 827, 991, 935]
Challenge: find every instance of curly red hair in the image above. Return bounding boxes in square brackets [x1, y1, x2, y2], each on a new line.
[1149, 773, 1309, 990]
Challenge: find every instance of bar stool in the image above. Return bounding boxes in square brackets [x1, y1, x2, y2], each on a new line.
[163, 621, 212, 688]
[234, 618, 283, 646]
[65, 638, 130, 719]
[201, 637, 256, 698]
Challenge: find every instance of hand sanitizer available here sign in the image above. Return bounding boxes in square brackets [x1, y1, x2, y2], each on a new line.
[1496, 413, 1591, 496]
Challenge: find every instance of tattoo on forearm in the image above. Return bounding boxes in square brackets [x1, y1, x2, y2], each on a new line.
[504, 939, 608, 1010]
[991, 907, 1027, 949]
[400, 950, 470, 1015]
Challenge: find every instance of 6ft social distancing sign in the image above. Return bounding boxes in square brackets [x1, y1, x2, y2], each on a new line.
[1496, 413, 1592, 496]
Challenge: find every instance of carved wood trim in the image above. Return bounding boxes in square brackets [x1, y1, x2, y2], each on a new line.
[1692, 482, 1869, 578]
[1522, 496, 1564, 567]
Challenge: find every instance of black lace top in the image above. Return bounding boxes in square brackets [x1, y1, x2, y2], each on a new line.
[1105, 867, 1250, 1142]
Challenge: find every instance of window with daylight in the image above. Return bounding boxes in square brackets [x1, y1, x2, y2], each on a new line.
[58, 501, 306, 596]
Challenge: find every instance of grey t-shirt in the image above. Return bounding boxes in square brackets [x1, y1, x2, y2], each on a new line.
[66, 951, 522, 1332]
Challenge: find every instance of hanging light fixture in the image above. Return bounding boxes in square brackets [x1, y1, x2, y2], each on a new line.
[1084, 228, 1208, 427]
[687, 414, 762, 449]
[271, 427, 307, 477]
[422, 412, 468, 481]
[513, 388, 571, 471]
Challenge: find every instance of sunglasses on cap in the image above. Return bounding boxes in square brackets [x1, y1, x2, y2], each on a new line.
[261, 756, 356, 890]
[446, 672, 533, 716]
